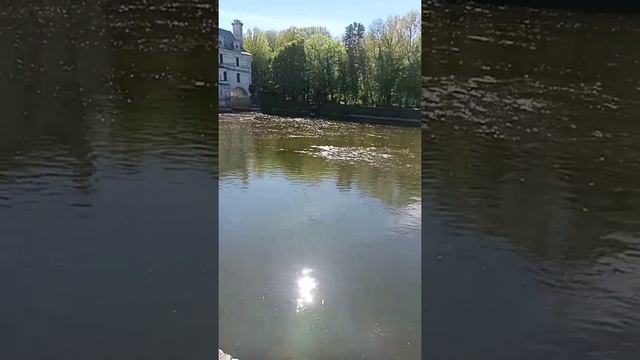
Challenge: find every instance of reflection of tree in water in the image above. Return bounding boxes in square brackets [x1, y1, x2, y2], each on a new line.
[218, 121, 255, 185]
[220, 116, 420, 208]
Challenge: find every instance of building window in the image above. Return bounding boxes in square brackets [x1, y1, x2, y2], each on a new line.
[237, 73, 240, 83]
[236, 57, 239, 66]
[223, 71, 227, 81]
[220, 54, 223, 63]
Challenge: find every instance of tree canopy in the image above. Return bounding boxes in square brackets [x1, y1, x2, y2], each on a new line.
[242, 10, 420, 108]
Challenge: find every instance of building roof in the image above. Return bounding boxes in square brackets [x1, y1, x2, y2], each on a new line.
[218, 28, 244, 52]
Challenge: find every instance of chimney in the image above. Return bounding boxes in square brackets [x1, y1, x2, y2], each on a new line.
[232, 20, 243, 49]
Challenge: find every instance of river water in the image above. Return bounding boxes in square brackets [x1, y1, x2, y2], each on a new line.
[219, 113, 421, 360]
[423, 1, 640, 359]
[0, 1, 217, 359]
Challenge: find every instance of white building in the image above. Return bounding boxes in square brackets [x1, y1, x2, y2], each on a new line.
[219, 20, 252, 109]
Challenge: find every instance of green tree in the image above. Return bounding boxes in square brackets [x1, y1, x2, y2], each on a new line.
[366, 18, 400, 106]
[272, 39, 307, 101]
[299, 26, 332, 39]
[305, 34, 345, 102]
[244, 28, 275, 97]
[264, 30, 279, 51]
[342, 22, 366, 104]
[242, 10, 420, 108]
[364, 12, 421, 107]
[396, 11, 421, 107]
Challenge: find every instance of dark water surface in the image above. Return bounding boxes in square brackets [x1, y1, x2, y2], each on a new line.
[219, 113, 421, 360]
[423, 1, 640, 359]
[0, 1, 217, 359]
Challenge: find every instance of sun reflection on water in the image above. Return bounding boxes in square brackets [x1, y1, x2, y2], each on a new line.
[295, 268, 318, 313]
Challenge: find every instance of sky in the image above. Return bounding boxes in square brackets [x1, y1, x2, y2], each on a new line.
[219, 0, 419, 39]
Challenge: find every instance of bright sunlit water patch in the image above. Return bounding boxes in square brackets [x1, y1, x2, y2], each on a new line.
[295, 268, 318, 313]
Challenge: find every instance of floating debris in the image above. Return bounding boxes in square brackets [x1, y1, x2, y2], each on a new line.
[467, 35, 494, 42]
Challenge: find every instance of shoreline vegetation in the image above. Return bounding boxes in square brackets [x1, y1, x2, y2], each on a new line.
[240, 10, 420, 123]
[257, 94, 420, 126]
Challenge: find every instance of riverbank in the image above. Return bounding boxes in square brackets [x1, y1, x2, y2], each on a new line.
[254, 96, 420, 127]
